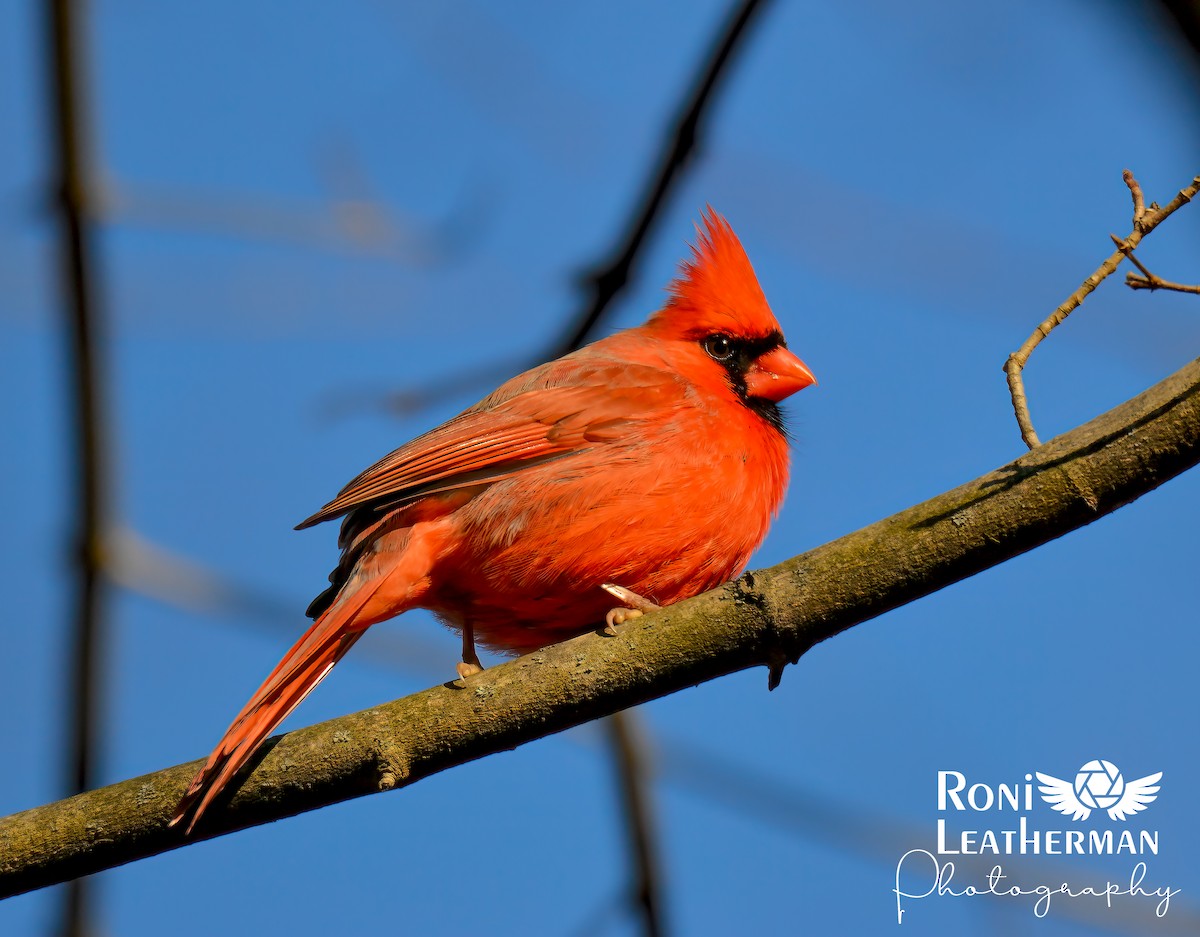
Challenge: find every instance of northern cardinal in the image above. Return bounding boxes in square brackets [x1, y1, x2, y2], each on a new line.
[171, 209, 815, 832]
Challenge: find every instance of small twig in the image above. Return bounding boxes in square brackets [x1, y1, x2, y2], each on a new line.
[1126, 274, 1200, 295]
[1003, 169, 1199, 448]
[1113, 238, 1200, 294]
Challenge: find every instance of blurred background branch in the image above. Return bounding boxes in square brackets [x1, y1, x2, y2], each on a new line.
[606, 713, 665, 937]
[46, 1, 108, 934]
[376, 0, 773, 420]
[547, 0, 771, 359]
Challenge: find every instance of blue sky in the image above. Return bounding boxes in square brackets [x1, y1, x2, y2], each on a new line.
[2, 2, 1199, 935]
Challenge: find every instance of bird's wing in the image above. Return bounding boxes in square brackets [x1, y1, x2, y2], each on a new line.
[1035, 773, 1091, 820]
[1108, 772, 1162, 822]
[296, 356, 686, 530]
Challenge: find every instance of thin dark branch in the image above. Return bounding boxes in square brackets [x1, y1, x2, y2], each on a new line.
[607, 713, 666, 937]
[549, 0, 771, 358]
[46, 2, 107, 933]
[374, 0, 772, 419]
[3, 353, 1199, 896]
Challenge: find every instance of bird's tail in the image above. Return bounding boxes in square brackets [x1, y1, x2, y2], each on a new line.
[170, 582, 380, 834]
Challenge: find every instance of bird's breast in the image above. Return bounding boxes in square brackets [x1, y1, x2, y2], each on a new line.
[425, 398, 790, 652]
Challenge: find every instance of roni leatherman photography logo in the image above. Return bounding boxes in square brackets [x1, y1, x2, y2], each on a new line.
[894, 759, 1181, 924]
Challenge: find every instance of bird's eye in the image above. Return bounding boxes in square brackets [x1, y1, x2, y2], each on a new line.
[703, 335, 735, 361]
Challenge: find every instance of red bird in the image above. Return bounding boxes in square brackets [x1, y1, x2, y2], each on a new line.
[171, 210, 815, 832]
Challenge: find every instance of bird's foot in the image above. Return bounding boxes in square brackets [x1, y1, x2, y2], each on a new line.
[601, 583, 660, 636]
[453, 660, 484, 688]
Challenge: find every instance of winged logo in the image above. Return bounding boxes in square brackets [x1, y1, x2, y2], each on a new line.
[1036, 760, 1162, 822]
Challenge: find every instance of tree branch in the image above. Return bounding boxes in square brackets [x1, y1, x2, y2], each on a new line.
[3, 354, 1200, 898]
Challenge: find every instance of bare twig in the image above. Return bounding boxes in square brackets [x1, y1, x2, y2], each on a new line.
[46, 2, 109, 934]
[3, 352, 1199, 896]
[1116, 238, 1200, 295]
[1126, 274, 1200, 294]
[607, 713, 666, 937]
[1003, 170, 1199, 448]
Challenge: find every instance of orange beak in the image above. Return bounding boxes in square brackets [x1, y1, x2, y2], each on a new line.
[744, 346, 817, 402]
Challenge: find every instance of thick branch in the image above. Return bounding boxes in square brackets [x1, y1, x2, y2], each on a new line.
[3, 355, 1200, 897]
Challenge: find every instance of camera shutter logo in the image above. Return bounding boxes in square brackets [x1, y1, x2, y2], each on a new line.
[1036, 760, 1162, 822]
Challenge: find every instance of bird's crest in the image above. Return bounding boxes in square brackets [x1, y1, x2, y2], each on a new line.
[649, 207, 781, 340]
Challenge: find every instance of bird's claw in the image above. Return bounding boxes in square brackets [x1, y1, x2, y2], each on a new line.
[600, 583, 660, 636]
[453, 660, 483, 688]
[604, 606, 643, 635]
